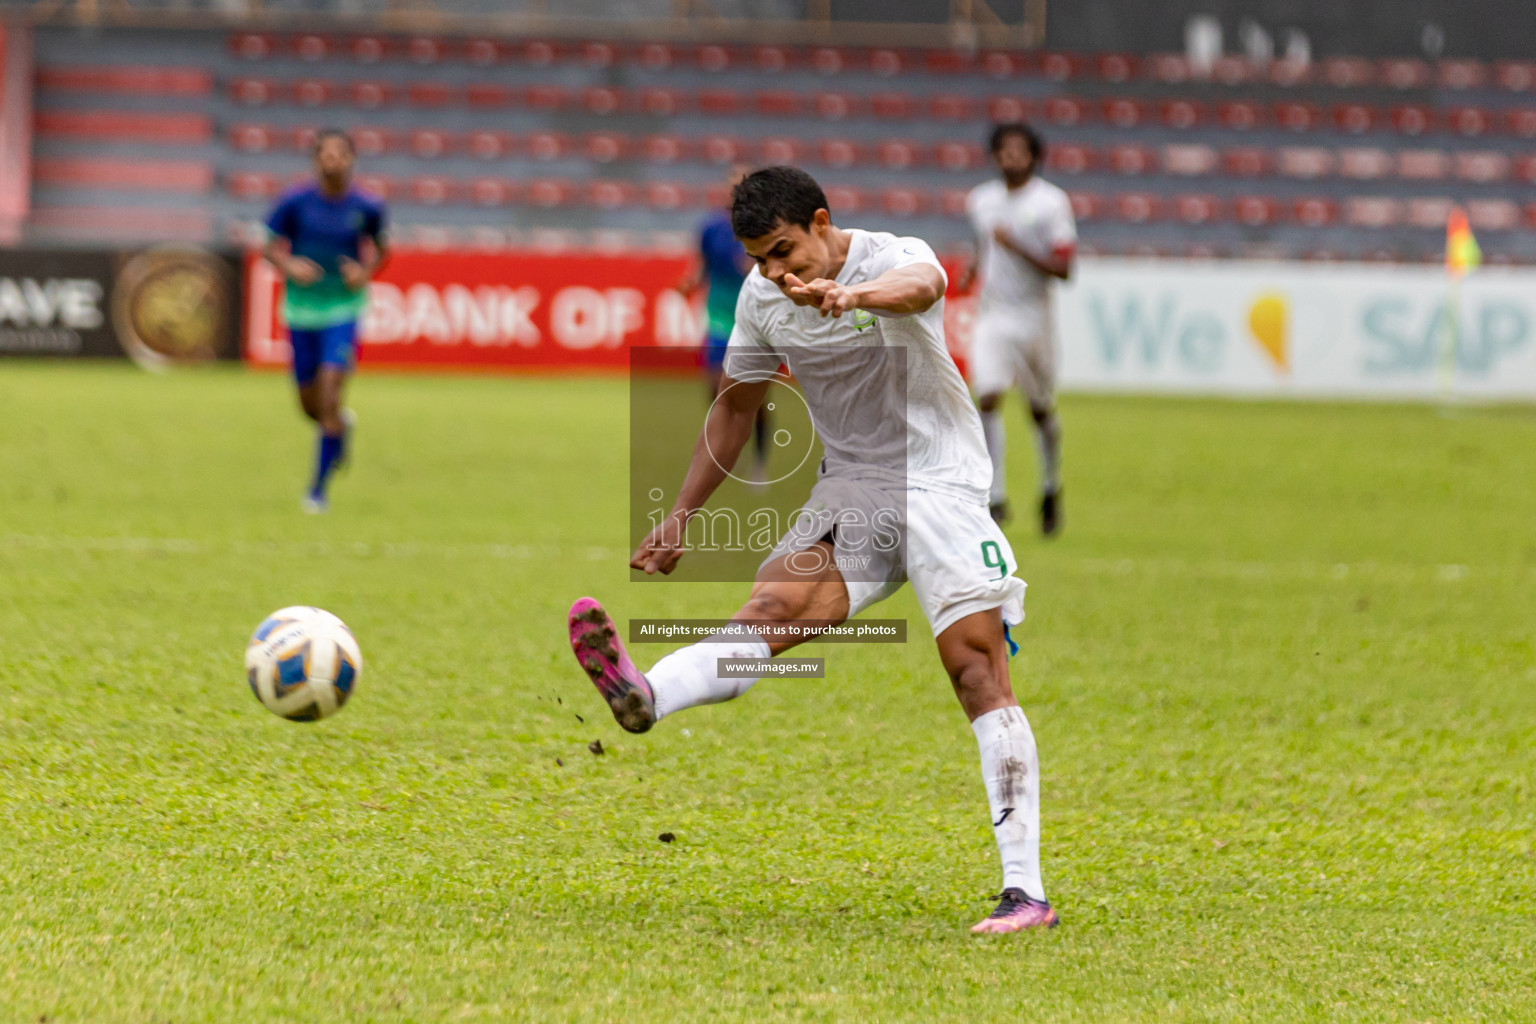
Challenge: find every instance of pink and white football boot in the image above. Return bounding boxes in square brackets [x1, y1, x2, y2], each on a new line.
[971, 888, 1060, 934]
[568, 597, 656, 734]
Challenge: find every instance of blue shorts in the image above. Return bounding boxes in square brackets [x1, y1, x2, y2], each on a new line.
[704, 331, 730, 369]
[290, 321, 358, 386]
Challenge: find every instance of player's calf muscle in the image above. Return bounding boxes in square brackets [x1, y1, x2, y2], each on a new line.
[938, 612, 1016, 719]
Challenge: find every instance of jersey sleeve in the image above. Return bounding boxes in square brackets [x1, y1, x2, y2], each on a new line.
[363, 198, 387, 244]
[700, 220, 748, 278]
[264, 193, 298, 241]
[699, 222, 729, 268]
[876, 235, 949, 291]
[1042, 189, 1077, 249]
[964, 186, 988, 238]
[720, 285, 780, 382]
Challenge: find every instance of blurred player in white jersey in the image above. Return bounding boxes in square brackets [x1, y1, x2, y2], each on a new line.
[568, 167, 1058, 934]
[961, 123, 1076, 535]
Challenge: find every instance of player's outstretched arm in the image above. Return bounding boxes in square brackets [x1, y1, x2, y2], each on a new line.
[630, 375, 770, 575]
[991, 227, 1075, 281]
[784, 265, 946, 319]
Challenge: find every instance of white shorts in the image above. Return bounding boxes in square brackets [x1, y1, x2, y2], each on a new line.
[765, 477, 1027, 638]
[970, 310, 1056, 409]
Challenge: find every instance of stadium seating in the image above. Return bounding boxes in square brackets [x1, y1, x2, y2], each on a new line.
[20, 26, 1536, 259]
[28, 205, 214, 242]
[34, 157, 214, 193]
[38, 65, 213, 95]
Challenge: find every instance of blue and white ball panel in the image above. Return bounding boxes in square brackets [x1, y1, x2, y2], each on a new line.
[273, 642, 313, 698]
[244, 606, 362, 722]
[334, 648, 358, 699]
[330, 629, 363, 710]
[248, 606, 324, 647]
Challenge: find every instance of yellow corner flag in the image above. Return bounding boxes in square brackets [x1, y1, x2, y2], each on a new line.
[1446, 207, 1481, 277]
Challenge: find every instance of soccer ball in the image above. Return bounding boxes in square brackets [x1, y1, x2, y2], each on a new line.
[245, 606, 362, 721]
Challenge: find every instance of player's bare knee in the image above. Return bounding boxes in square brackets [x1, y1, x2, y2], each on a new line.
[978, 393, 1002, 413]
[316, 394, 344, 432]
[1029, 405, 1052, 426]
[948, 654, 1006, 710]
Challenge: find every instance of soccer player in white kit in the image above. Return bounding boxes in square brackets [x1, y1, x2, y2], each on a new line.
[568, 167, 1058, 934]
[961, 123, 1077, 534]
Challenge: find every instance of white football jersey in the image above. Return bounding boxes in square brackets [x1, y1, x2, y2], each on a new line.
[724, 229, 991, 504]
[966, 176, 1076, 317]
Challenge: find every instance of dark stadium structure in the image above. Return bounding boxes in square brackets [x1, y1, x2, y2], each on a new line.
[13, 0, 1536, 261]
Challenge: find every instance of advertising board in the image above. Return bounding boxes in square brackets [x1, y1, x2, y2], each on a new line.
[1053, 259, 1536, 400]
[244, 249, 1536, 400]
[244, 249, 697, 371]
[0, 247, 240, 366]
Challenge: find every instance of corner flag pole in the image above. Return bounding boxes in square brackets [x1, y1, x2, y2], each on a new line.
[1438, 276, 1460, 404]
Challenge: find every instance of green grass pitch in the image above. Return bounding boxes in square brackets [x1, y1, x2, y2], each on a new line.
[0, 363, 1532, 1023]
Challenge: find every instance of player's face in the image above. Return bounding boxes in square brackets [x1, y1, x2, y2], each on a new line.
[313, 137, 355, 182]
[740, 211, 836, 291]
[993, 134, 1034, 180]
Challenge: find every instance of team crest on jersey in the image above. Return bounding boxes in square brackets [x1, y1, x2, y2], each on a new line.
[849, 309, 876, 332]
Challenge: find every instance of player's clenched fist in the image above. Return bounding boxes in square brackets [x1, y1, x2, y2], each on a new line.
[339, 256, 370, 290]
[783, 273, 860, 318]
[283, 256, 325, 285]
[630, 510, 691, 575]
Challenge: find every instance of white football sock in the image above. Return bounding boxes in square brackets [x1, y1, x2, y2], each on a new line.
[1032, 408, 1062, 496]
[647, 624, 771, 720]
[972, 704, 1045, 901]
[980, 408, 1008, 504]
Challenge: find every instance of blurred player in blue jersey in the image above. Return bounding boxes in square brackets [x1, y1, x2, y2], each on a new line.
[676, 167, 769, 481]
[262, 129, 388, 514]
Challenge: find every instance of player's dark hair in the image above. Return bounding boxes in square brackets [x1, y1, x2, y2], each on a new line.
[989, 122, 1045, 163]
[730, 166, 829, 239]
[311, 128, 356, 155]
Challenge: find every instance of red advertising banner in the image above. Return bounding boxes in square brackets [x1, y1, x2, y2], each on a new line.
[245, 248, 978, 373]
[245, 249, 702, 370]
